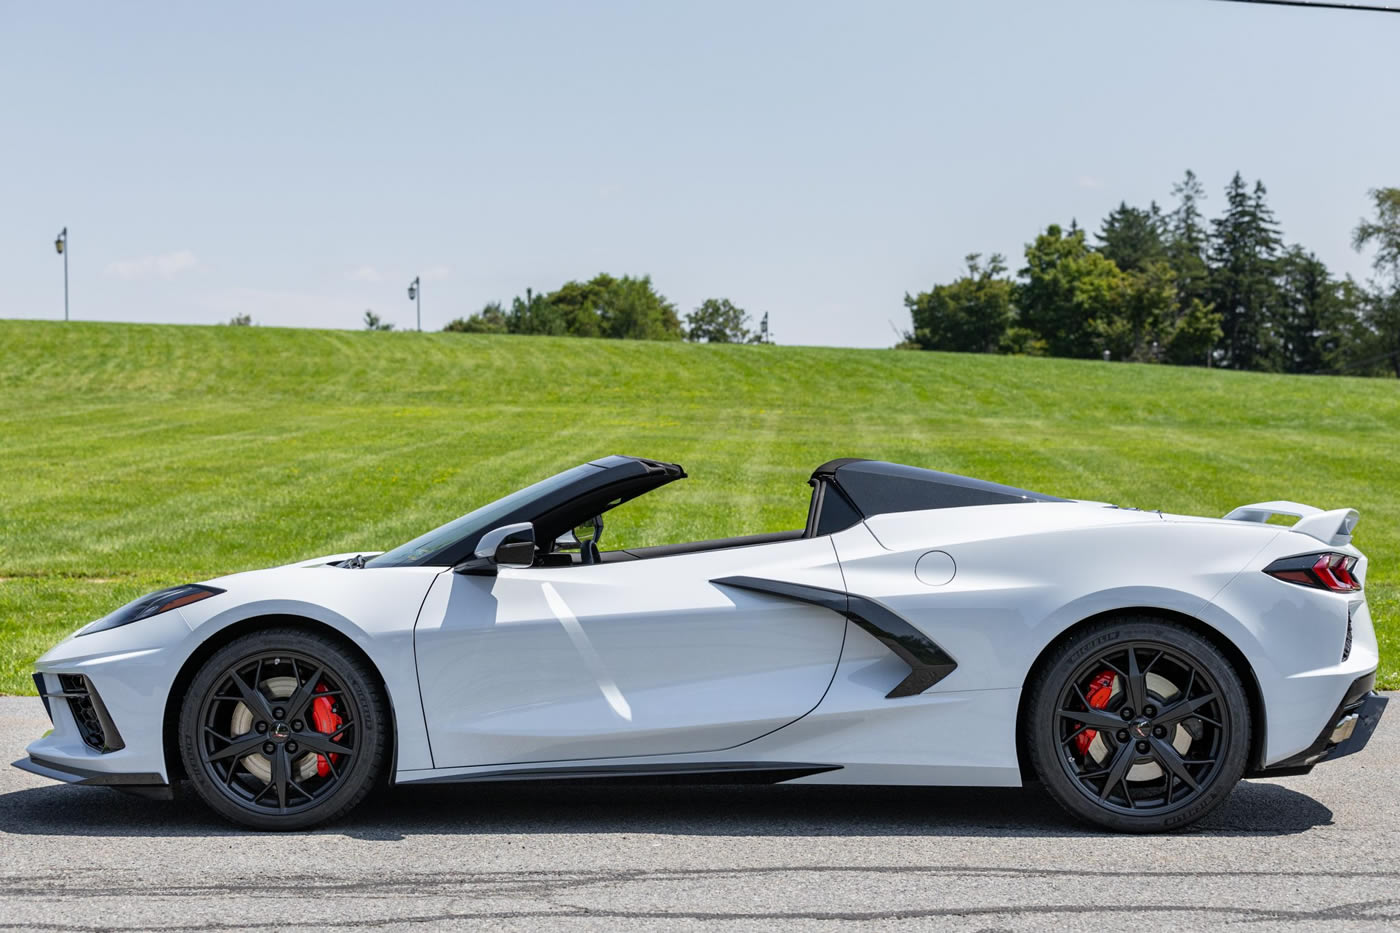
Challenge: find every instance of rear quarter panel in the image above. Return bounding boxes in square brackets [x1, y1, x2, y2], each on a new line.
[832, 503, 1284, 696]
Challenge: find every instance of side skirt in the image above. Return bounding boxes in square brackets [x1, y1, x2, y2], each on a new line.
[405, 761, 841, 786]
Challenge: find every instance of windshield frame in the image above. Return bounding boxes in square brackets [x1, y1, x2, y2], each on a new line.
[364, 463, 604, 568]
[362, 456, 685, 568]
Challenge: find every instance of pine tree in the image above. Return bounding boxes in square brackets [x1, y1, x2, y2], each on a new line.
[1352, 188, 1400, 377]
[1276, 247, 1348, 374]
[1096, 202, 1167, 273]
[1163, 170, 1219, 365]
[1208, 173, 1283, 370]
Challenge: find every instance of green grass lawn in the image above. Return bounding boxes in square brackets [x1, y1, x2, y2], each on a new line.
[2, 319, 1397, 693]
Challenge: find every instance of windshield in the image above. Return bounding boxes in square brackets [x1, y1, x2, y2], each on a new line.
[365, 463, 601, 567]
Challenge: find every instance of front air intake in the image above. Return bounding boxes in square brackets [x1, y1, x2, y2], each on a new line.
[57, 674, 125, 752]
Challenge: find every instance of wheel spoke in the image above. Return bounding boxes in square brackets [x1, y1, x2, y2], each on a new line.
[284, 664, 327, 722]
[1153, 692, 1217, 727]
[1149, 735, 1200, 791]
[1097, 741, 1135, 801]
[289, 776, 314, 803]
[1060, 723, 1091, 746]
[270, 747, 289, 812]
[229, 669, 275, 722]
[1125, 647, 1148, 712]
[1059, 706, 1121, 731]
[206, 733, 268, 762]
[298, 731, 354, 758]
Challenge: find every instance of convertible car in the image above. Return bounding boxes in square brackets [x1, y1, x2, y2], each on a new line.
[15, 455, 1387, 832]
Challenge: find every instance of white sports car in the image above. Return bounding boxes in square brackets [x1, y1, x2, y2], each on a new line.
[15, 456, 1388, 832]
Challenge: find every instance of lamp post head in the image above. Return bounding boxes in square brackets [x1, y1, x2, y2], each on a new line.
[54, 228, 66, 255]
[407, 284, 417, 300]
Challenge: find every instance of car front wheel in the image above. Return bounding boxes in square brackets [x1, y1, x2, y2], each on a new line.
[177, 627, 387, 830]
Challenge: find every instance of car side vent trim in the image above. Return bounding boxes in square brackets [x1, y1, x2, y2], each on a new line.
[711, 576, 958, 698]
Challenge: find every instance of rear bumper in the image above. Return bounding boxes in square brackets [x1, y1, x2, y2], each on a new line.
[1250, 672, 1388, 777]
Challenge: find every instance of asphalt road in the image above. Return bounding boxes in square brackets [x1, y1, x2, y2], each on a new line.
[2, 695, 1397, 932]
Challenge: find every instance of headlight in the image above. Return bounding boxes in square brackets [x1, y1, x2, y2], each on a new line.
[77, 584, 225, 637]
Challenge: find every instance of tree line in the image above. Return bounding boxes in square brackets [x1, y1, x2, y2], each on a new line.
[337, 172, 1400, 375]
[440, 274, 767, 344]
[902, 173, 1400, 377]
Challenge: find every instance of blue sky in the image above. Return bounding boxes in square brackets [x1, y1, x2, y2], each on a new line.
[2, 0, 1397, 347]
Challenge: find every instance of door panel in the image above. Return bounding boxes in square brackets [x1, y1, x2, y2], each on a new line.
[414, 536, 847, 768]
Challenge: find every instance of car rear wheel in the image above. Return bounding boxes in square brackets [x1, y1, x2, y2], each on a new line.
[177, 627, 387, 830]
[1025, 617, 1251, 833]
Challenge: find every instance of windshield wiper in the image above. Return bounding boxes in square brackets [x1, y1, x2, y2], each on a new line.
[340, 554, 367, 569]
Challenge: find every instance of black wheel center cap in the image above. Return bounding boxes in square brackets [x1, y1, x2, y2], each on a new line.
[270, 722, 291, 742]
[1129, 718, 1152, 740]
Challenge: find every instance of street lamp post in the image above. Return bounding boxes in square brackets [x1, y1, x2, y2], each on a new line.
[54, 228, 68, 321]
[407, 276, 421, 332]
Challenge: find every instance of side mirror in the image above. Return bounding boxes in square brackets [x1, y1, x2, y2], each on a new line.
[473, 522, 535, 570]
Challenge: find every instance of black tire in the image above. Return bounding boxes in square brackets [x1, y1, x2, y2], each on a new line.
[1025, 617, 1251, 833]
[177, 627, 388, 830]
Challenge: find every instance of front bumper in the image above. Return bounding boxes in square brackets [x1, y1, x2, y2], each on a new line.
[15, 610, 191, 787]
[11, 753, 166, 789]
[1251, 672, 1388, 776]
[14, 669, 175, 796]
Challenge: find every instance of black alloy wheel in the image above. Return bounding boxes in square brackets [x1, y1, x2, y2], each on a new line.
[178, 628, 387, 830]
[1026, 618, 1251, 833]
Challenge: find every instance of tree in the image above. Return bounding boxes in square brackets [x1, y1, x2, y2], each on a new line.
[1162, 296, 1223, 366]
[507, 288, 567, 336]
[1096, 202, 1166, 273]
[225, 313, 252, 326]
[1093, 260, 1177, 362]
[685, 298, 753, 343]
[443, 302, 508, 334]
[904, 254, 1014, 353]
[1353, 187, 1400, 282]
[363, 310, 393, 331]
[1352, 187, 1400, 376]
[597, 275, 682, 340]
[1164, 170, 1215, 362]
[1208, 173, 1283, 370]
[1019, 225, 1126, 358]
[542, 278, 609, 338]
[1275, 247, 1351, 375]
[538, 274, 682, 340]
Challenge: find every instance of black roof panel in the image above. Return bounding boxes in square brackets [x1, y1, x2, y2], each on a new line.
[812, 458, 1065, 520]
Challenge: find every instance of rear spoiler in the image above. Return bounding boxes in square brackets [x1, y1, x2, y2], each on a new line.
[1223, 501, 1360, 547]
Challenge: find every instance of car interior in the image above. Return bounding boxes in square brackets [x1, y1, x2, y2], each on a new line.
[535, 469, 860, 567]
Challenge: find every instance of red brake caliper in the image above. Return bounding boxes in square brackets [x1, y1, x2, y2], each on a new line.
[311, 683, 343, 778]
[1074, 670, 1117, 757]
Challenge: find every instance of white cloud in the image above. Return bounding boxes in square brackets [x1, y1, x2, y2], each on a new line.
[422, 264, 452, 282]
[104, 250, 199, 281]
[349, 265, 382, 283]
[1076, 175, 1104, 190]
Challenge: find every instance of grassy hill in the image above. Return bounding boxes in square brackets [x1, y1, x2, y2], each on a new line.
[1, 319, 1397, 692]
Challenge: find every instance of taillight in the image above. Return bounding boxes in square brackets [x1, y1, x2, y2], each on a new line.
[1264, 552, 1362, 593]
